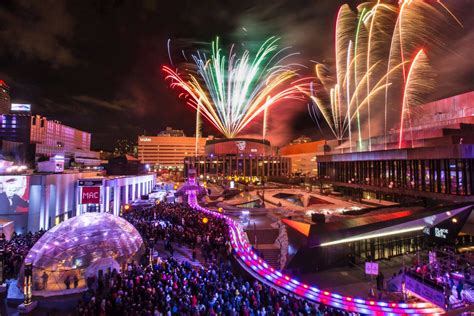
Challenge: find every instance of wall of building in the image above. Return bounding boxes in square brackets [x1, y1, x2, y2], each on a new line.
[280, 140, 326, 175]
[76, 174, 155, 216]
[138, 135, 206, 168]
[30, 115, 100, 163]
[205, 138, 272, 156]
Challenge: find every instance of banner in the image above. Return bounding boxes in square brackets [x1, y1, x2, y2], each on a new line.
[81, 187, 101, 204]
[0, 176, 30, 214]
[405, 274, 445, 308]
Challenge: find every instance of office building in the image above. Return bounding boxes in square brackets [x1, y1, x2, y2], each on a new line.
[138, 127, 206, 169]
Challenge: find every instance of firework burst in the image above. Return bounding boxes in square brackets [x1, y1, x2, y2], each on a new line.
[163, 37, 309, 138]
[309, 0, 459, 151]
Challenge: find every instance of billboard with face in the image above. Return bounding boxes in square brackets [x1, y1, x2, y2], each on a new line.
[0, 176, 30, 214]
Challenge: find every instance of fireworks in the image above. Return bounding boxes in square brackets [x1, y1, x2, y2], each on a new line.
[163, 37, 309, 138]
[309, 0, 459, 151]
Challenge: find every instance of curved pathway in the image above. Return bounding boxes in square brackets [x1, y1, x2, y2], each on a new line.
[186, 189, 444, 316]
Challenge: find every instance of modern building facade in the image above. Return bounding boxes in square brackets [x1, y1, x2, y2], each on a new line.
[317, 91, 474, 203]
[137, 128, 206, 169]
[280, 139, 327, 175]
[184, 138, 291, 179]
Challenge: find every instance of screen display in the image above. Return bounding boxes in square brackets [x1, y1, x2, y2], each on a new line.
[11, 103, 31, 112]
[0, 176, 30, 214]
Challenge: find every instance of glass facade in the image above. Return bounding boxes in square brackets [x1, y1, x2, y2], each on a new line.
[318, 158, 474, 197]
[184, 155, 291, 178]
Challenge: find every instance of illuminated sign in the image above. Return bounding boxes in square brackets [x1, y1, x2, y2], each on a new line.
[78, 179, 102, 186]
[434, 227, 448, 239]
[139, 137, 152, 142]
[11, 103, 31, 112]
[81, 186, 100, 204]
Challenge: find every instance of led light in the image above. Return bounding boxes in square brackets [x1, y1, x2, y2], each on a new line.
[320, 226, 425, 247]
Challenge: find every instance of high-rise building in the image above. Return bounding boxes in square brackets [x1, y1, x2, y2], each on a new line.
[0, 114, 100, 166]
[137, 128, 206, 169]
[0, 80, 11, 114]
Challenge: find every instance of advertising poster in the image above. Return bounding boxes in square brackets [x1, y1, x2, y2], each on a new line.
[0, 176, 30, 214]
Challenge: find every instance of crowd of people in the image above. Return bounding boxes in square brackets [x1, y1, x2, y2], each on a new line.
[0, 230, 45, 280]
[406, 248, 473, 306]
[123, 202, 230, 264]
[77, 202, 357, 315]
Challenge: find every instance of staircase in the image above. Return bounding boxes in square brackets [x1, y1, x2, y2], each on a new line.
[246, 228, 281, 269]
[257, 246, 281, 269]
[246, 228, 279, 245]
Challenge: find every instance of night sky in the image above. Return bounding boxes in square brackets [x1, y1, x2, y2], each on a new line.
[0, 0, 473, 150]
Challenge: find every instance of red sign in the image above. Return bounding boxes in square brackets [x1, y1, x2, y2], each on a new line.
[81, 187, 100, 204]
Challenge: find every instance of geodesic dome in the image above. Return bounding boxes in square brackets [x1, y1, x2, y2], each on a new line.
[23, 212, 144, 293]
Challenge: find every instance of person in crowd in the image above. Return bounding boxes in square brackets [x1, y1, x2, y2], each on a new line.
[65, 275, 71, 290]
[41, 271, 49, 290]
[0, 230, 45, 281]
[74, 274, 79, 289]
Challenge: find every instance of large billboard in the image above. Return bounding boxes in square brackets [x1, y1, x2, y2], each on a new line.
[11, 103, 31, 112]
[0, 176, 30, 214]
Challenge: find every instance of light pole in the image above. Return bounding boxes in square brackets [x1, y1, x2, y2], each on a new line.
[18, 262, 38, 312]
[0, 248, 4, 285]
[149, 237, 155, 266]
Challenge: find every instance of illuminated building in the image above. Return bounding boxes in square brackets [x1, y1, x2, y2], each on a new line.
[317, 91, 474, 203]
[137, 127, 206, 169]
[280, 139, 327, 175]
[0, 113, 100, 166]
[184, 138, 291, 179]
[0, 80, 10, 114]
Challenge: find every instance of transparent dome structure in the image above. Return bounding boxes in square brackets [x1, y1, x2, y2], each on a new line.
[24, 212, 144, 293]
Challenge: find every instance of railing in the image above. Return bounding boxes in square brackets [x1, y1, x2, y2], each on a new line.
[186, 189, 444, 315]
[404, 271, 446, 309]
